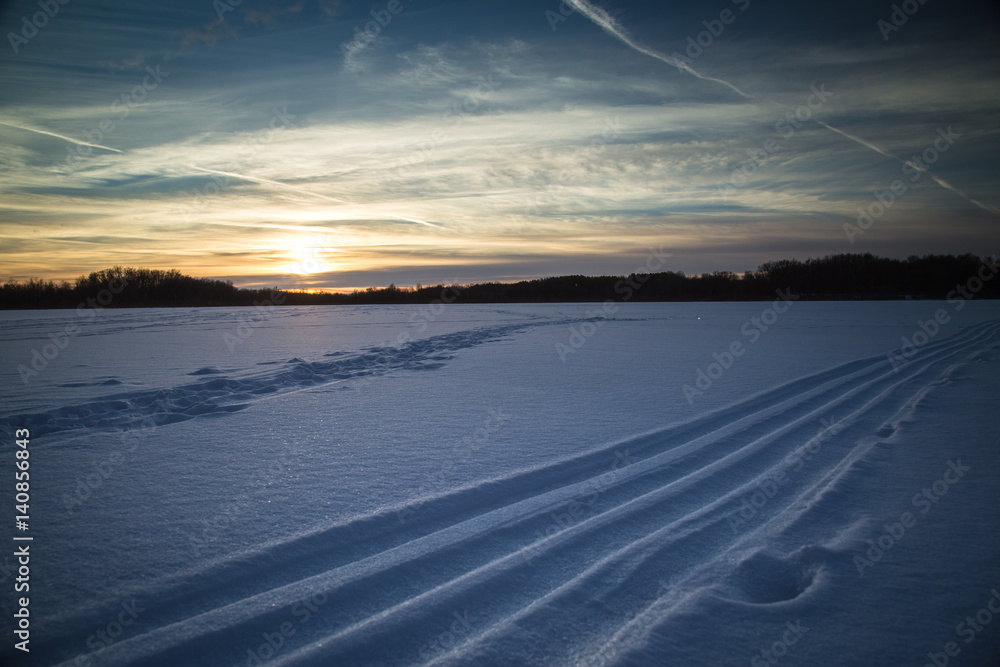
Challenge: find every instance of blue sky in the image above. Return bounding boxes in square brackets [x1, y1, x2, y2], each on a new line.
[1, 0, 998, 290]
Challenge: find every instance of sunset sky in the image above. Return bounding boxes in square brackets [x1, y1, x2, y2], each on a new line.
[1, 0, 998, 291]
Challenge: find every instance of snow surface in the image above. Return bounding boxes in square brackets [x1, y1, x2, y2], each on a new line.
[1, 301, 999, 666]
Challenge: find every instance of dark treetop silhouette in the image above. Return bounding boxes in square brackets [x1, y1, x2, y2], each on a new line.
[2, 254, 997, 309]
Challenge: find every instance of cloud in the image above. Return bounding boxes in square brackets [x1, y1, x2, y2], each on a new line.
[1, 1, 997, 286]
[185, 164, 439, 226]
[566, 0, 1000, 217]
[98, 54, 148, 71]
[181, 0, 306, 47]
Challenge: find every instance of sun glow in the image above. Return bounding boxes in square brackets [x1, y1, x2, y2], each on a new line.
[283, 236, 334, 275]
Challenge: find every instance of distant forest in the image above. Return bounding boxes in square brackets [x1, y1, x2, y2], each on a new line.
[1, 254, 997, 309]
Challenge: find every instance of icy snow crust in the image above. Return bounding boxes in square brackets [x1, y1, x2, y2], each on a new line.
[0, 302, 999, 666]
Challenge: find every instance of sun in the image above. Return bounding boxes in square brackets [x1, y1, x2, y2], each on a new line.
[283, 236, 329, 275]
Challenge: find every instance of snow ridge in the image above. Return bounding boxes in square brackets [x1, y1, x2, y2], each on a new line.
[21, 319, 999, 666]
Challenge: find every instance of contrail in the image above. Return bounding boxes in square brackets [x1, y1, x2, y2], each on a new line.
[908, 171, 1000, 215]
[564, 0, 755, 99]
[193, 220, 350, 235]
[566, 0, 998, 216]
[0, 119, 123, 153]
[187, 165, 351, 204]
[812, 120, 901, 163]
[814, 120, 1000, 214]
[186, 165, 439, 227]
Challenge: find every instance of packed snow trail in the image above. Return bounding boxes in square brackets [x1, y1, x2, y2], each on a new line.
[8, 318, 996, 666]
[1, 321, 552, 438]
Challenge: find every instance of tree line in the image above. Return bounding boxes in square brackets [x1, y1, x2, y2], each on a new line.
[1, 254, 997, 309]
[0, 267, 279, 309]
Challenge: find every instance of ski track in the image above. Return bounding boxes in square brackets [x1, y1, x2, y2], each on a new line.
[11, 319, 999, 666]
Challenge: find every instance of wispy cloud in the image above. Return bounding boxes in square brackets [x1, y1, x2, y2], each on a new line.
[567, 0, 999, 217]
[0, 0, 996, 286]
[184, 165, 439, 227]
